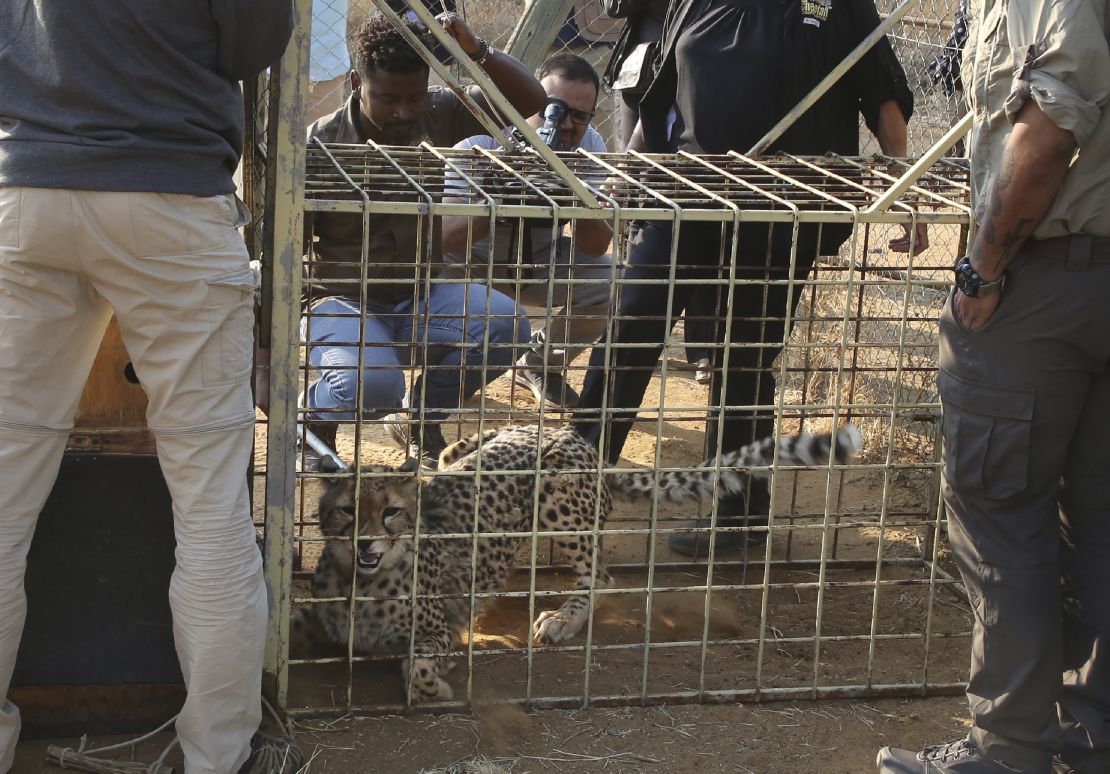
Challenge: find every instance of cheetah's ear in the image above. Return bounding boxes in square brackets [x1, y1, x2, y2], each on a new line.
[400, 476, 420, 500]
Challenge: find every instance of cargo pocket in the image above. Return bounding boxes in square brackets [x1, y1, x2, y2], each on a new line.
[938, 369, 1035, 500]
[130, 193, 237, 257]
[203, 266, 257, 387]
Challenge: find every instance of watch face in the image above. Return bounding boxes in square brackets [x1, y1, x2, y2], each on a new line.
[953, 258, 979, 297]
[954, 264, 969, 295]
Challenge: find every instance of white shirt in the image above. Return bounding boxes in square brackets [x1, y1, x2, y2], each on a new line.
[441, 125, 609, 271]
[442, 124, 608, 200]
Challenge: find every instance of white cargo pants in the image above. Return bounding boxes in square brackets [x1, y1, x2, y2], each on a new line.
[0, 188, 267, 774]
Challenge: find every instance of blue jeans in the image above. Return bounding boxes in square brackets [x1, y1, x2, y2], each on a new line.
[303, 284, 527, 421]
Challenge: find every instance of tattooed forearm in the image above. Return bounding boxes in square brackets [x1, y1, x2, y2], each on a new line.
[1000, 216, 1033, 262]
[969, 103, 1075, 279]
[980, 145, 1015, 247]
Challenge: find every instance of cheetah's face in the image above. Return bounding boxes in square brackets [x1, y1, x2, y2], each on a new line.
[317, 468, 418, 575]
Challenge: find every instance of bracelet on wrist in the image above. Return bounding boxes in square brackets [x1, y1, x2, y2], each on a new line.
[469, 37, 491, 65]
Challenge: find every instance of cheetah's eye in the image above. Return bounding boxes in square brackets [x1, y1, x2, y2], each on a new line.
[382, 506, 403, 523]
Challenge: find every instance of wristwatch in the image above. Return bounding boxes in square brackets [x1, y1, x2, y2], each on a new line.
[953, 255, 1006, 298]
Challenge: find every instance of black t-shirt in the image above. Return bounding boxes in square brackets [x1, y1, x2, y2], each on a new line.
[642, 0, 913, 156]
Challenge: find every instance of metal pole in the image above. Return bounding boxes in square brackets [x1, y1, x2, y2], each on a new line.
[747, 0, 918, 157]
[506, 0, 579, 72]
[866, 112, 973, 213]
[262, 0, 311, 710]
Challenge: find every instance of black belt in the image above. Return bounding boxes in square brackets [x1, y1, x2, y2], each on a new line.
[1022, 234, 1110, 268]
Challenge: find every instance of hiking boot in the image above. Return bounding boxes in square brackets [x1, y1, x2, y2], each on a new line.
[385, 413, 448, 471]
[296, 421, 339, 474]
[237, 732, 305, 774]
[876, 739, 1021, 773]
[666, 517, 769, 558]
[513, 365, 581, 410]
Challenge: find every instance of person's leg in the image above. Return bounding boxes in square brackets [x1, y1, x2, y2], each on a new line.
[683, 285, 717, 376]
[879, 248, 1110, 773]
[1057, 364, 1110, 773]
[667, 223, 817, 555]
[540, 241, 617, 367]
[577, 221, 706, 464]
[385, 281, 524, 467]
[711, 223, 818, 517]
[0, 187, 113, 771]
[82, 190, 268, 774]
[398, 281, 526, 412]
[513, 239, 617, 408]
[303, 297, 406, 421]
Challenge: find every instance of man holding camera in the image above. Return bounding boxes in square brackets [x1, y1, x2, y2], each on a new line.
[440, 53, 615, 410]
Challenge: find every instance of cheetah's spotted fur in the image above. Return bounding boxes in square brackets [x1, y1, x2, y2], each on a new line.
[291, 424, 860, 702]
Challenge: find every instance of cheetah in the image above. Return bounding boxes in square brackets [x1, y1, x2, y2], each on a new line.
[291, 423, 861, 702]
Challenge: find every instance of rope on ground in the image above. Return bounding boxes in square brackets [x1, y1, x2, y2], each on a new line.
[44, 697, 302, 774]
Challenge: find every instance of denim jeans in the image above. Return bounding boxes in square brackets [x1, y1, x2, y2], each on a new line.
[444, 234, 617, 371]
[303, 283, 528, 420]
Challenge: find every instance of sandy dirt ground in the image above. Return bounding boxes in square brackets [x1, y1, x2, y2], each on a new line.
[13, 343, 973, 773]
[14, 696, 971, 773]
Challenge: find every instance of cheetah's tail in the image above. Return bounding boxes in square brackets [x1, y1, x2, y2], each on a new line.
[607, 425, 863, 503]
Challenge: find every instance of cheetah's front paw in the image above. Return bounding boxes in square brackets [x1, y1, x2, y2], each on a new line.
[403, 659, 454, 702]
[532, 609, 586, 645]
[416, 677, 453, 702]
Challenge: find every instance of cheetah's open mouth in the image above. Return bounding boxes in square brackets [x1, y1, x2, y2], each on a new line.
[357, 546, 382, 572]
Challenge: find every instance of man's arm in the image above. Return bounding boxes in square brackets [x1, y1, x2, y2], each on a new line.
[955, 101, 1076, 330]
[484, 50, 548, 117]
[570, 218, 614, 257]
[874, 100, 930, 255]
[626, 120, 647, 153]
[873, 100, 909, 157]
[438, 14, 547, 118]
[212, 0, 294, 80]
[441, 199, 491, 252]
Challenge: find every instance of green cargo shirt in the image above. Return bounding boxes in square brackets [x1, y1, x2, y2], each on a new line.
[304, 87, 495, 305]
[964, 0, 1110, 238]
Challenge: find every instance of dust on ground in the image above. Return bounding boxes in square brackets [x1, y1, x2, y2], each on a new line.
[15, 696, 970, 773]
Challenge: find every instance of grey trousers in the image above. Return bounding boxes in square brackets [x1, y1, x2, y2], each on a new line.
[491, 237, 616, 370]
[938, 236, 1110, 773]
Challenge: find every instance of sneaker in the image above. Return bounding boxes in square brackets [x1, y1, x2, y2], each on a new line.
[876, 739, 1021, 773]
[694, 357, 712, 385]
[513, 366, 581, 410]
[296, 422, 338, 474]
[385, 413, 447, 471]
[666, 517, 769, 558]
[237, 732, 304, 774]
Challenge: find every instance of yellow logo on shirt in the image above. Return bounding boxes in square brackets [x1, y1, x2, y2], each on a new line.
[801, 0, 832, 26]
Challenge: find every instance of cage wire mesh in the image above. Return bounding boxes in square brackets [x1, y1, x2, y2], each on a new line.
[258, 0, 978, 717]
[302, 0, 970, 456]
[270, 142, 974, 716]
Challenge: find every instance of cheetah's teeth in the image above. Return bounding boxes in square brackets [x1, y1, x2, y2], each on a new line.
[357, 549, 382, 571]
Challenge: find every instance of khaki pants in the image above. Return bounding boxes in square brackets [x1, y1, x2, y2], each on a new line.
[494, 241, 615, 371]
[938, 236, 1110, 773]
[0, 188, 266, 774]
